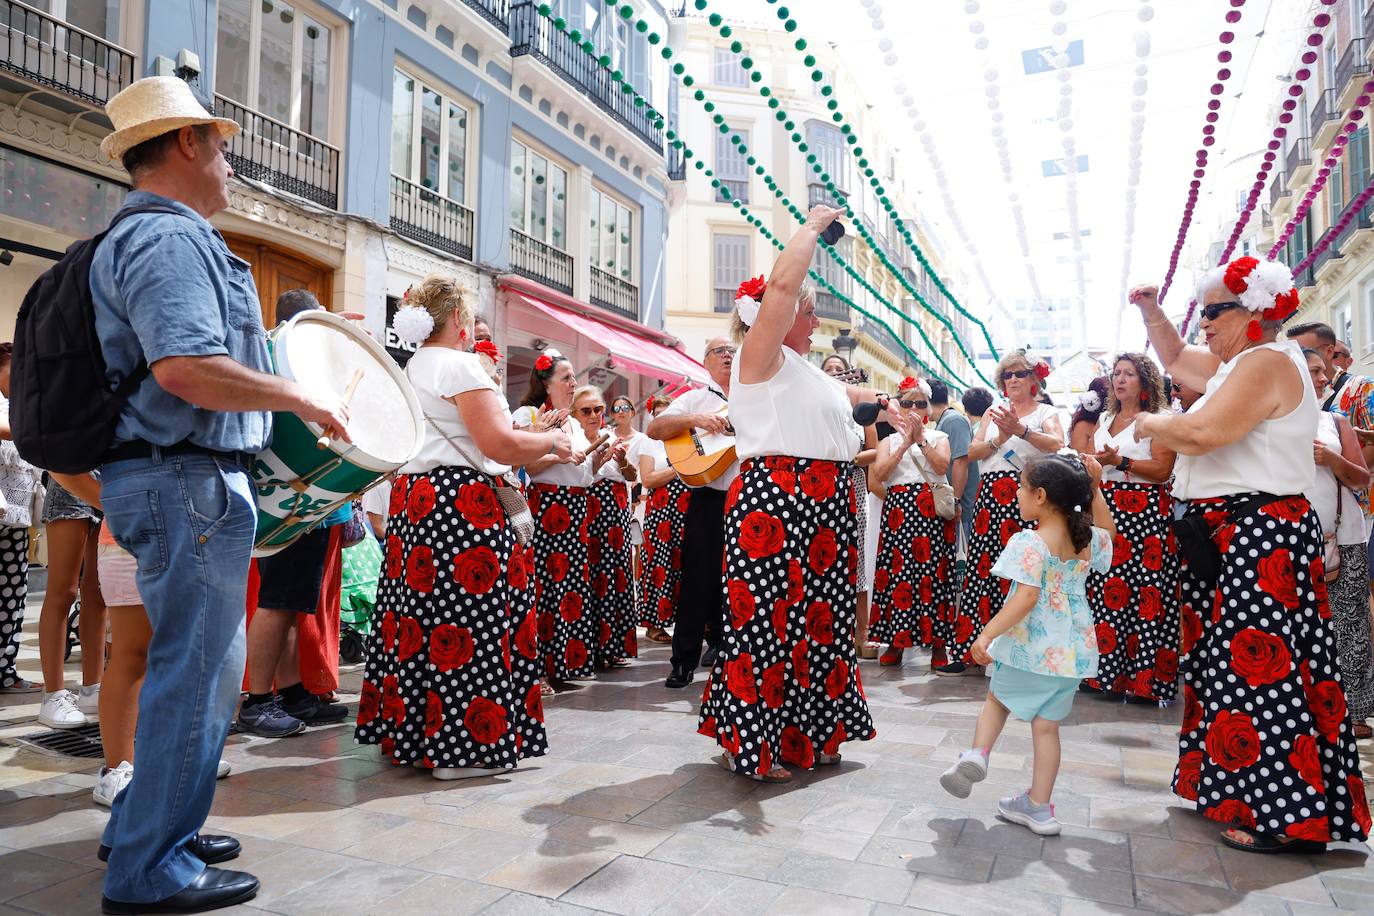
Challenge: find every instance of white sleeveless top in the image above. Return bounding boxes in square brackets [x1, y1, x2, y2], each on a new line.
[513, 405, 597, 487]
[597, 431, 643, 483]
[730, 345, 860, 462]
[976, 402, 1061, 474]
[1172, 341, 1317, 500]
[882, 429, 951, 487]
[1094, 413, 1161, 483]
[1312, 412, 1366, 545]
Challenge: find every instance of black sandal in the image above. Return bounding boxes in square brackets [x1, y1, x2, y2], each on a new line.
[1220, 828, 1326, 855]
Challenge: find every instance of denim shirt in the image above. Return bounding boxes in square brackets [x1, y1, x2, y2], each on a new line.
[91, 191, 272, 453]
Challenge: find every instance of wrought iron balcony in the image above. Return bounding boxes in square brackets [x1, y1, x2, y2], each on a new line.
[1314, 196, 1374, 277]
[1337, 38, 1371, 96]
[590, 266, 639, 321]
[509, 2, 662, 154]
[0, 0, 135, 108]
[461, 0, 510, 32]
[1285, 137, 1313, 184]
[814, 291, 850, 322]
[1269, 169, 1290, 210]
[390, 174, 474, 261]
[509, 228, 573, 294]
[1310, 88, 1339, 141]
[216, 95, 340, 209]
[667, 143, 685, 181]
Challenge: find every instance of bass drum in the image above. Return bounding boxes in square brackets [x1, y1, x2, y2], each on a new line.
[251, 311, 422, 557]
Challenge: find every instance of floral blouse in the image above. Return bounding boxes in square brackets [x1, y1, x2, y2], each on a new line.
[987, 527, 1114, 678]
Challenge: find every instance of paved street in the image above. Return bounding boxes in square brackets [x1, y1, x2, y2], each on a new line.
[2, 598, 1374, 915]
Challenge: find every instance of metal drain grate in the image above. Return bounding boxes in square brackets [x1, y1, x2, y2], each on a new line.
[12, 722, 104, 758]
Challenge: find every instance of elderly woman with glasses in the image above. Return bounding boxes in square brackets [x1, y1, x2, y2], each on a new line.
[588, 394, 641, 669]
[1132, 258, 1369, 854]
[944, 350, 1066, 676]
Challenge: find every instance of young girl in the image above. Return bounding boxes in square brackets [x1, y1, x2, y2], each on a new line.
[938, 452, 1116, 835]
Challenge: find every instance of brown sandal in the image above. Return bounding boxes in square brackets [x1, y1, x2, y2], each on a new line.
[1353, 721, 1372, 740]
[720, 753, 792, 783]
[645, 626, 673, 643]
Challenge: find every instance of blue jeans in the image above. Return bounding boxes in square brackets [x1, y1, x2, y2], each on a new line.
[98, 452, 256, 903]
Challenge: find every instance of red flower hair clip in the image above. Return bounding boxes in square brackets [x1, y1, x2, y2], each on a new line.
[736, 276, 767, 302]
[534, 354, 554, 373]
[1033, 362, 1051, 382]
[474, 340, 501, 363]
[898, 376, 919, 391]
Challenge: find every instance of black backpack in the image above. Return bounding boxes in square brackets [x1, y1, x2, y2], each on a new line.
[11, 203, 184, 474]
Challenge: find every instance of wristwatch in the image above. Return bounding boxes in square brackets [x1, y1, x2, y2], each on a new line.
[1119, 456, 1133, 474]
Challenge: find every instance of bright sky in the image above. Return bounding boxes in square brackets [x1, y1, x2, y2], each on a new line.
[781, 0, 1309, 354]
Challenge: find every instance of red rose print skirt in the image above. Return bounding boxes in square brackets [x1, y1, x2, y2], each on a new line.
[698, 457, 876, 775]
[356, 466, 547, 770]
[588, 479, 637, 663]
[1174, 496, 1370, 842]
[868, 483, 958, 659]
[529, 483, 596, 681]
[950, 470, 1030, 664]
[638, 478, 689, 627]
[1085, 481, 1181, 701]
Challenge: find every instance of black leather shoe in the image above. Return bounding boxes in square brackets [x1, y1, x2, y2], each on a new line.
[101, 867, 259, 914]
[701, 646, 720, 668]
[99, 834, 241, 866]
[665, 667, 694, 689]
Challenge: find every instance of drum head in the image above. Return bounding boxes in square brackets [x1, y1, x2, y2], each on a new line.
[275, 311, 422, 468]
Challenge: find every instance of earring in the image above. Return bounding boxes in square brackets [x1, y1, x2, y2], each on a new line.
[1139, 390, 1148, 405]
[1246, 320, 1262, 341]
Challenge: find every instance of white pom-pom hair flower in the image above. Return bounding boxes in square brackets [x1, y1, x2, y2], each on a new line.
[392, 304, 435, 345]
[1076, 390, 1102, 413]
[736, 294, 761, 327]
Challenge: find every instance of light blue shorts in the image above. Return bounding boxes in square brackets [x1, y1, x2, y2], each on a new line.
[990, 662, 1079, 722]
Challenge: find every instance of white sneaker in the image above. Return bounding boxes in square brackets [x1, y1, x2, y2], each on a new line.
[939, 748, 989, 799]
[77, 684, 100, 721]
[38, 690, 88, 729]
[92, 761, 133, 807]
[217, 760, 231, 779]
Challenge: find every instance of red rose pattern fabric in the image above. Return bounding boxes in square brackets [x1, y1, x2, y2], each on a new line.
[950, 471, 1031, 664]
[868, 483, 957, 662]
[698, 458, 875, 772]
[528, 483, 596, 681]
[1084, 481, 1181, 701]
[588, 479, 638, 664]
[637, 478, 689, 626]
[356, 467, 546, 770]
[1173, 496, 1368, 842]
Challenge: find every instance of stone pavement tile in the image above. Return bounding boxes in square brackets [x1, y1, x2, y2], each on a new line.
[1132, 875, 1291, 915]
[338, 816, 472, 866]
[477, 891, 603, 914]
[760, 887, 873, 916]
[872, 804, 967, 847]
[1037, 823, 1133, 872]
[799, 793, 895, 835]
[646, 832, 788, 880]
[0, 802, 105, 849]
[1322, 872, 1374, 910]
[15, 829, 105, 868]
[0, 848, 95, 902]
[204, 797, 348, 841]
[1217, 846, 1333, 905]
[1286, 905, 1365, 916]
[542, 787, 658, 823]
[856, 834, 995, 883]
[479, 841, 618, 898]
[5, 867, 107, 915]
[1120, 747, 1181, 789]
[1087, 796, 1172, 838]
[1129, 834, 1227, 888]
[268, 860, 427, 916]
[277, 808, 411, 852]
[373, 873, 510, 914]
[420, 828, 541, 880]
[449, 801, 572, 837]
[560, 853, 715, 915]
[0, 792, 82, 828]
[1057, 902, 1156, 916]
[988, 853, 1135, 906]
[764, 850, 915, 905]
[556, 764, 696, 800]
[540, 814, 673, 856]
[647, 873, 786, 916]
[952, 813, 1046, 859]
[899, 874, 1061, 915]
[232, 846, 357, 909]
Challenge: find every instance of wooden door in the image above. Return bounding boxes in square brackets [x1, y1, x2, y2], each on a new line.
[224, 235, 333, 327]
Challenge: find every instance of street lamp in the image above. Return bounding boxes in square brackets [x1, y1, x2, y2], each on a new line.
[832, 327, 859, 364]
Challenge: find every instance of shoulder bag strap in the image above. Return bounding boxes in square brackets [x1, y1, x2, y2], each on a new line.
[422, 415, 520, 488]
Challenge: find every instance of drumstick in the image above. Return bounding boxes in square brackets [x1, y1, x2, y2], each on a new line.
[316, 368, 364, 449]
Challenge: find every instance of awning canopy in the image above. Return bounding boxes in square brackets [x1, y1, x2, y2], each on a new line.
[511, 293, 710, 387]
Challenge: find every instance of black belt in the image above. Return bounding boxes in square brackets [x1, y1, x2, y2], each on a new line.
[103, 440, 253, 468]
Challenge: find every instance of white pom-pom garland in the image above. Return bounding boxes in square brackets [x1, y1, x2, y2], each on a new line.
[392, 305, 435, 345]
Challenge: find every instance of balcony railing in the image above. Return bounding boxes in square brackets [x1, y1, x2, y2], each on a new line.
[390, 174, 474, 261]
[814, 291, 850, 322]
[0, 0, 135, 108]
[509, 2, 662, 153]
[1367, 6, 1374, 59]
[1313, 196, 1374, 277]
[1311, 88, 1339, 139]
[718, 177, 747, 203]
[1269, 169, 1290, 209]
[509, 228, 573, 294]
[1337, 38, 1371, 94]
[667, 143, 685, 181]
[215, 95, 340, 209]
[460, 0, 510, 32]
[589, 266, 639, 321]
[1285, 137, 1313, 181]
[809, 182, 846, 210]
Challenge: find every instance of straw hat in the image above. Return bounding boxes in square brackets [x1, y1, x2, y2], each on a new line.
[100, 76, 239, 162]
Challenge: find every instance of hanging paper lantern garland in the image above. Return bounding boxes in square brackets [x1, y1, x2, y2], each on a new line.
[1291, 177, 1374, 278]
[1113, 10, 1153, 349]
[1049, 1, 1088, 348]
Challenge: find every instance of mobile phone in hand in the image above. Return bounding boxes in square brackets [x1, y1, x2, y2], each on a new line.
[820, 220, 846, 246]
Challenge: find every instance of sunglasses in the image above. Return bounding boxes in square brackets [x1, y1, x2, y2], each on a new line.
[899, 399, 929, 409]
[707, 345, 737, 358]
[1001, 368, 1035, 381]
[611, 405, 634, 414]
[577, 405, 605, 417]
[1200, 300, 1244, 322]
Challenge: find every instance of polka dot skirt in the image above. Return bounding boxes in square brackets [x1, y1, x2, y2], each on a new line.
[1085, 481, 1181, 701]
[588, 479, 638, 663]
[949, 470, 1031, 664]
[1174, 496, 1371, 842]
[638, 479, 689, 627]
[867, 483, 958, 662]
[0, 527, 29, 688]
[355, 467, 547, 770]
[697, 457, 876, 774]
[528, 483, 596, 681]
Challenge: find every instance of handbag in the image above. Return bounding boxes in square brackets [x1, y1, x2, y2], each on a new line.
[424, 416, 535, 545]
[340, 501, 368, 548]
[1172, 492, 1285, 591]
[1324, 474, 1343, 583]
[914, 443, 958, 520]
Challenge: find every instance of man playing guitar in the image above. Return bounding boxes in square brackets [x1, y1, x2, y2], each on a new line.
[647, 336, 739, 688]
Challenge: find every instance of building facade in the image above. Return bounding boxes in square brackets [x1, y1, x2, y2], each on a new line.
[660, 12, 978, 394]
[0, 0, 707, 411]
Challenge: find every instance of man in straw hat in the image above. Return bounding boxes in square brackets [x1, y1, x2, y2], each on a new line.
[89, 76, 350, 914]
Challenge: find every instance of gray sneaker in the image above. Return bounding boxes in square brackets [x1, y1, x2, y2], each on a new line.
[939, 749, 988, 798]
[997, 792, 1061, 835]
[236, 697, 307, 738]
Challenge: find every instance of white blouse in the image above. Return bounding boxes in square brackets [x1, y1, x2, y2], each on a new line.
[629, 434, 669, 473]
[513, 405, 597, 487]
[881, 429, 951, 487]
[1312, 412, 1366, 546]
[1094, 413, 1161, 483]
[730, 345, 860, 463]
[597, 431, 643, 483]
[976, 402, 1061, 474]
[401, 348, 511, 477]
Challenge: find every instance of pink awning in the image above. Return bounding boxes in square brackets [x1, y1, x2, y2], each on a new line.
[511, 293, 710, 387]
